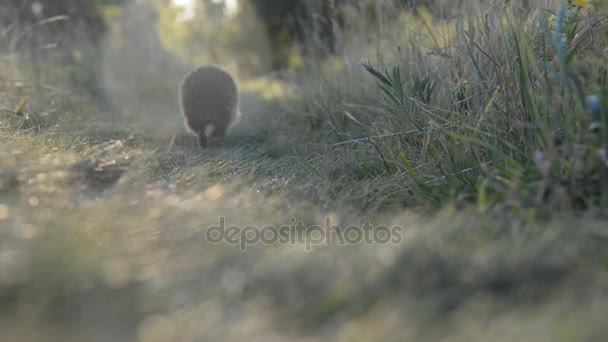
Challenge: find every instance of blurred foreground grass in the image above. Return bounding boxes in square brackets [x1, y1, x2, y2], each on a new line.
[1, 83, 608, 341]
[1, 0, 608, 341]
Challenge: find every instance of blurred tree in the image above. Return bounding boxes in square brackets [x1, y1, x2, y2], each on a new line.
[244, 0, 345, 70]
[241, 0, 489, 70]
[157, 0, 272, 77]
[0, 0, 115, 48]
[244, 0, 305, 69]
[0, 0, 127, 96]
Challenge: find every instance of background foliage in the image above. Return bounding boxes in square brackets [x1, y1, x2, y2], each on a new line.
[1, 0, 608, 340]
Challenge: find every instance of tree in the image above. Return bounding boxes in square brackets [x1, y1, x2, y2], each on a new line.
[0, 0, 127, 95]
[243, 0, 344, 70]
[157, 0, 272, 77]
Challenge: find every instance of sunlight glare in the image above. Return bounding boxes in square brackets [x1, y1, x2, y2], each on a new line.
[172, 0, 238, 20]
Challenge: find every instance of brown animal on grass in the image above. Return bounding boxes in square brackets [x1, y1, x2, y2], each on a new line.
[179, 65, 240, 147]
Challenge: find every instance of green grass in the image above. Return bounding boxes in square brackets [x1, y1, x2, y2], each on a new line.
[0, 1, 608, 340]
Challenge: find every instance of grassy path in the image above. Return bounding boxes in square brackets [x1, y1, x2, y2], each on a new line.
[0, 86, 607, 341]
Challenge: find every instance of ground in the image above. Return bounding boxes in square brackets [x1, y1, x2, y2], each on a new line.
[1, 80, 607, 341]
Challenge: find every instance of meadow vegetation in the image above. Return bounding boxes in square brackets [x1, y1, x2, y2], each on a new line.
[0, 0, 607, 340]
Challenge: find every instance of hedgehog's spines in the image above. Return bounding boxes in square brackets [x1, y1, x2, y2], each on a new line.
[179, 64, 239, 147]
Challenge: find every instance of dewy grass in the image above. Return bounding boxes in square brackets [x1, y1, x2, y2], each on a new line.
[0, 0, 607, 340]
[354, 1, 608, 211]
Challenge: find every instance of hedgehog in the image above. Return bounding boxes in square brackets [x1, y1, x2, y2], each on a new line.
[179, 65, 240, 147]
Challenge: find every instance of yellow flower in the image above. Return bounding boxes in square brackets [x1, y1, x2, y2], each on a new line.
[548, 15, 556, 32]
[574, 0, 588, 6]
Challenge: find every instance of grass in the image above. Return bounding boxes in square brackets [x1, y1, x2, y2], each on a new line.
[0, 0, 607, 340]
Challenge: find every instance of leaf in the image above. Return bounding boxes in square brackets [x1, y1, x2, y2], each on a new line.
[15, 97, 28, 116]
